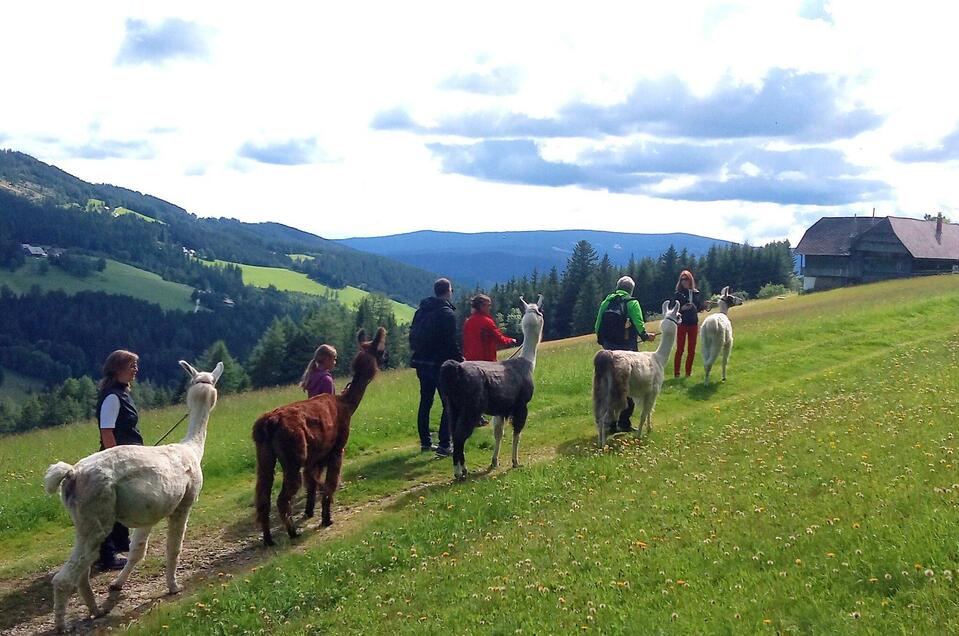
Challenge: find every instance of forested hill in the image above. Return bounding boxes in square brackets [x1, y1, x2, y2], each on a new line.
[338, 229, 734, 287]
[0, 149, 439, 304]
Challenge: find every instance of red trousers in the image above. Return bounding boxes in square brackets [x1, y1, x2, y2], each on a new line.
[674, 324, 698, 377]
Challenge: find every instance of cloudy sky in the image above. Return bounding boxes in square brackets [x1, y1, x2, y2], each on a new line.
[1, 1, 957, 245]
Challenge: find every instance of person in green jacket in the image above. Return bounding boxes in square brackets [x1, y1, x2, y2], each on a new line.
[594, 276, 657, 433]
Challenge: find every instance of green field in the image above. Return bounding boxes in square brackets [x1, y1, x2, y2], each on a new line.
[287, 253, 315, 263]
[0, 258, 195, 312]
[205, 259, 415, 323]
[2, 275, 959, 634]
[113, 207, 166, 224]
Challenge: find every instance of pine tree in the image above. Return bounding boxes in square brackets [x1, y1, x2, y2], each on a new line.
[196, 340, 250, 394]
[247, 317, 295, 388]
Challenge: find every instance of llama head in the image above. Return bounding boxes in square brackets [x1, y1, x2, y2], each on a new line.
[356, 327, 388, 371]
[660, 300, 682, 334]
[179, 360, 222, 412]
[718, 286, 743, 312]
[519, 294, 545, 342]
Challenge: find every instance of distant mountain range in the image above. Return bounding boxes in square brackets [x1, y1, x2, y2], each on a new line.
[337, 230, 734, 287]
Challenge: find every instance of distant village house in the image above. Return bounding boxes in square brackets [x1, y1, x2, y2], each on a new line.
[796, 214, 959, 291]
[20, 243, 48, 258]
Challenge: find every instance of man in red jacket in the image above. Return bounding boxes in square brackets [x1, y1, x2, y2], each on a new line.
[463, 294, 517, 362]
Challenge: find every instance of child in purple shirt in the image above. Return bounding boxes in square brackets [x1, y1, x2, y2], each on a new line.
[300, 344, 337, 397]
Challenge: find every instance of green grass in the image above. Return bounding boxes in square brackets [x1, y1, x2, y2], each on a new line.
[113, 207, 166, 224]
[204, 259, 415, 323]
[0, 367, 43, 404]
[3, 275, 959, 633]
[287, 254, 315, 263]
[0, 258, 195, 312]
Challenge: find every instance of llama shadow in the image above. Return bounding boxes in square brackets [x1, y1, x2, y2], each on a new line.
[0, 570, 55, 630]
[224, 449, 438, 543]
[685, 382, 721, 401]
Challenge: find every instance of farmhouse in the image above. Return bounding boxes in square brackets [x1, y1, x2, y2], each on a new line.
[20, 243, 48, 258]
[796, 214, 959, 291]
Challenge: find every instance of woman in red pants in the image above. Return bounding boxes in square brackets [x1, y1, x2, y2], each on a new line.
[673, 270, 706, 378]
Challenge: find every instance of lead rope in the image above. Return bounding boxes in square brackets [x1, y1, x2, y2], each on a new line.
[152, 411, 189, 446]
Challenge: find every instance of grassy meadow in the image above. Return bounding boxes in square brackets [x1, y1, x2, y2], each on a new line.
[2, 275, 959, 633]
[204, 259, 416, 323]
[0, 258, 196, 312]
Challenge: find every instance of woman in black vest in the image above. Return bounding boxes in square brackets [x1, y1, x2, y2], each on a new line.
[96, 349, 143, 570]
[673, 270, 706, 378]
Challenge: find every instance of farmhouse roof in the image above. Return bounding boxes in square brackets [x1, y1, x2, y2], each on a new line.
[795, 217, 882, 256]
[885, 216, 959, 260]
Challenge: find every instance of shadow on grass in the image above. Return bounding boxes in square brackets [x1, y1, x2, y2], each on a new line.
[0, 571, 53, 631]
[685, 381, 721, 401]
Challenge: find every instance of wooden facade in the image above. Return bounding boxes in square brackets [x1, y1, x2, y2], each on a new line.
[797, 216, 958, 291]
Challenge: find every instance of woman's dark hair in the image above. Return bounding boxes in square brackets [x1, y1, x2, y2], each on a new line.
[676, 269, 697, 292]
[98, 349, 139, 393]
[470, 294, 492, 312]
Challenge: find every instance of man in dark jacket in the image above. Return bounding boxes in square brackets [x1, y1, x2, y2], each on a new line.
[410, 277, 462, 456]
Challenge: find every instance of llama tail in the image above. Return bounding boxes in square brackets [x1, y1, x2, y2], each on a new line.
[44, 461, 74, 496]
[592, 350, 616, 426]
[252, 414, 280, 532]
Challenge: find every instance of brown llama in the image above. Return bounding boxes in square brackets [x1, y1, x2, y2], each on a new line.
[253, 327, 387, 546]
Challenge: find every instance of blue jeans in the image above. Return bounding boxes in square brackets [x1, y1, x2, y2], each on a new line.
[416, 366, 450, 448]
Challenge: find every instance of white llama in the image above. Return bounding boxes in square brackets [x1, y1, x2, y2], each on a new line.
[43, 360, 222, 633]
[700, 286, 743, 384]
[592, 301, 681, 446]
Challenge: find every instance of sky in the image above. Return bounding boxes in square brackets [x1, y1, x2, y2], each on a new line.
[1, 1, 957, 246]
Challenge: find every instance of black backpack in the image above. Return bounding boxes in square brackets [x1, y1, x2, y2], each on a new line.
[598, 296, 633, 344]
[409, 307, 430, 353]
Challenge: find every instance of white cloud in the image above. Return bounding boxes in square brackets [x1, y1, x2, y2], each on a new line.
[0, 0, 956, 248]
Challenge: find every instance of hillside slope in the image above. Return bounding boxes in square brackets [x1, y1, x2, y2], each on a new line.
[0, 258, 196, 312]
[338, 229, 733, 286]
[0, 149, 440, 304]
[2, 275, 958, 634]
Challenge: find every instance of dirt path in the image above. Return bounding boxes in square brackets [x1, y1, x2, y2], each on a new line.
[0, 446, 561, 636]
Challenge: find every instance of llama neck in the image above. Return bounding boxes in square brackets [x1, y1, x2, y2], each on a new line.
[339, 368, 375, 414]
[718, 301, 730, 315]
[654, 323, 678, 367]
[181, 410, 210, 457]
[519, 326, 542, 366]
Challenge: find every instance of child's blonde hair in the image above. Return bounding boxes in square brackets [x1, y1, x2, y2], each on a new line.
[300, 344, 337, 388]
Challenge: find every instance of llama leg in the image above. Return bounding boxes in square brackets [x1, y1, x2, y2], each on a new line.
[255, 440, 278, 547]
[321, 449, 345, 527]
[452, 426, 468, 480]
[722, 341, 732, 381]
[511, 407, 528, 468]
[108, 526, 152, 591]
[639, 398, 655, 437]
[304, 466, 319, 519]
[277, 463, 303, 539]
[165, 507, 192, 594]
[489, 416, 505, 469]
[53, 526, 107, 631]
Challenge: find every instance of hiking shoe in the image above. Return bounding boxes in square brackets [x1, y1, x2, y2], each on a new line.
[421, 444, 437, 452]
[97, 556, 127, 571]
[617, 423, 636, 433]
[434, 446, 453, 457]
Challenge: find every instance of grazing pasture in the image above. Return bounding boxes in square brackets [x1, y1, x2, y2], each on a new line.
[0, 258, 196, 312]
[203, 259, 416, 323]
[1, 275, 958, 634]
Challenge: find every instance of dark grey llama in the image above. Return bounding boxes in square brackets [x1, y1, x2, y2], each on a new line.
[438, 295, 545, 480]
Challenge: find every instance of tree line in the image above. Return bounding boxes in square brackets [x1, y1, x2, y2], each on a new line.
[452, 239, 796, 342]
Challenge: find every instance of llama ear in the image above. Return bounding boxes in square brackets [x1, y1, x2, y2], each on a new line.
[179, 360, 198, 378]
[722, 286, 729, 296]
[372, 326, 387, 352]
[211, 362, 224, 384]
[661, 300, 670, 315]
[519, 296, 528, 311]
[356, 328, 367, 344]
[536, 293, 544, 307]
